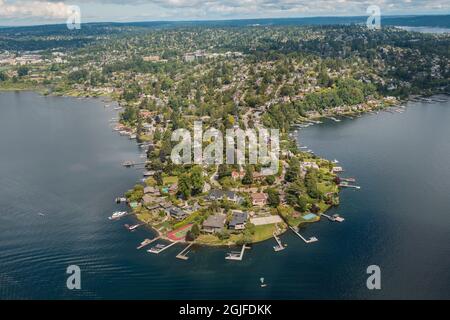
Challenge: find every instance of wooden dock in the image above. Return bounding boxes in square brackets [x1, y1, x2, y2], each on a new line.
[225, 245, 250, 261]
[339, 183, 361, 189]
[147, 241, 179, 254]
[137, 236, 160, 250]
[320, 213, 345, 223]
[176, 243, 194, 260]
[289, 226, 318, 244]
[273, 233, 285, 252]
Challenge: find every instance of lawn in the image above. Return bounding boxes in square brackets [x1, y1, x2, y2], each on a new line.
[251, 224, 278, 243]
[173, 211, 202, 230]
[163, 175, 178, 185]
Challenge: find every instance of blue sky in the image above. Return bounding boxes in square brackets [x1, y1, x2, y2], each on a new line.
[0, 0, 449, 26]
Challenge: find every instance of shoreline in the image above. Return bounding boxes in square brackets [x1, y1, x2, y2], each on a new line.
[4, 87, 447, 248]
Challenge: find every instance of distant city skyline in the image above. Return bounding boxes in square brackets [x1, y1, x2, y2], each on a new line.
[0, 0, 449, 26]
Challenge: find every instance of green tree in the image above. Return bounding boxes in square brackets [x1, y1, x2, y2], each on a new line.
[297, 196, 309, 213]
[265, 175, 276, 185]
[190, 166, 204, 195]
[0, 72, 8, 81]
[153, 171, 164, 186]
[267, 188, 280, 207]
[177, 173, 191, 199]
[242, 166, 254, 185]
[17, 66, 29, 77]
[285, 157, 300, 182]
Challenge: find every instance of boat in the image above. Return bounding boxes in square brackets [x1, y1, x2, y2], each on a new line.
[260, 277, 267, 288]
[125, 224, 141, 231]
[332, 214, 345, 222]
[115, 197, 127, 203]
[332, 159, 339, 164]
[108, 211, 127, 220]
[129, 134, 137, 139]
[122, 160, 135, 167]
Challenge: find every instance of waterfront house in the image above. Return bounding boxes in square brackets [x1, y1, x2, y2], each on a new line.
[251, 193, 268, 206]
[143, 170, 156, 177]
[144, 186, 159, 195]
[332, 166, 344, 173]
[202, 213, 226, 233]
[229, 211, 248, 230]
[142, 194, 156, 204]
[168, 207, 188, 220]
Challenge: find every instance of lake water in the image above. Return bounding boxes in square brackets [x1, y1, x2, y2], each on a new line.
[397, 26, 450, 34]
[0, 91, 449, 299]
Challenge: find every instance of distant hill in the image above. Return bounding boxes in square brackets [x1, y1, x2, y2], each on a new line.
[0, 15, 448, 51]
[0, 15, 448, 35]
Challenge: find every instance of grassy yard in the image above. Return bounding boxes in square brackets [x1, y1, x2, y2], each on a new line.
[173, 211, 202, 229]
[251, 224, 277, 243]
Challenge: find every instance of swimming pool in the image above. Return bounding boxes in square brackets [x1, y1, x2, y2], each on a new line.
[302, 213, 318, 220]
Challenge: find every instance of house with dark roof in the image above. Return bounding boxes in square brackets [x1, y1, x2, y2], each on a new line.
[168, 207, 188, 220]
[229, 211, 248, 230]
[207, 190, 241, 203]
[202, 213, 226, 233]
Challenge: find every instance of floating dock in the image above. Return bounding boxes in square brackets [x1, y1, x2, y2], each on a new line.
[289, 226, 318, 244]
[137, 237, 160, 249]
[226, 245, 250, 261]
[320, 213, 345, 223]
[176, 243, 194, 260]
[339, 183, 361, 189]
[273, 233, 285, 252]
[147, 241, 179, 254]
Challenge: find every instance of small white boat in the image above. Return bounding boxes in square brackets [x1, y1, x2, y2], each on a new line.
[260, 277, 267, 288]
[109, 211, 127, 220]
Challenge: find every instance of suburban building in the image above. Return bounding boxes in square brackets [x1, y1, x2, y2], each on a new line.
[229, 211, 248, 230]
[251, 193, 269, 206]
[207, 190, 241, 203]
[202, 213, 226, 233]
[168, 207, 188, 220]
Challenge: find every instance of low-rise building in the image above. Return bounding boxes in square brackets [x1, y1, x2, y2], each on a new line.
[207, 190, 241, 203]
[229, 211, 248, 230]
[202, 213, 226, 233]
[251, 193, 268, 206]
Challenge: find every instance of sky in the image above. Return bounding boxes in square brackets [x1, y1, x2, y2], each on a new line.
[0, 0, 449, 26]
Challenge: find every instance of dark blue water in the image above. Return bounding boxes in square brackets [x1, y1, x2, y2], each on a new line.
[0, 91, 449, 299]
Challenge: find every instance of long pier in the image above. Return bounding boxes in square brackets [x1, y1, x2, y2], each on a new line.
[273, 232, 285, 252]
[137, 236, 160, 250]
[225, 245, 250, 261]
[176, 243, 194, 260]
[147, 241, 179, 254]
[339, 183, 361, 189]
[289, 226, 318, 244]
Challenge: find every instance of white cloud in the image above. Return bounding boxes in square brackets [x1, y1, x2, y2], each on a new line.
[0, 0, 73, 19]
[0, 0, 449, 22]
